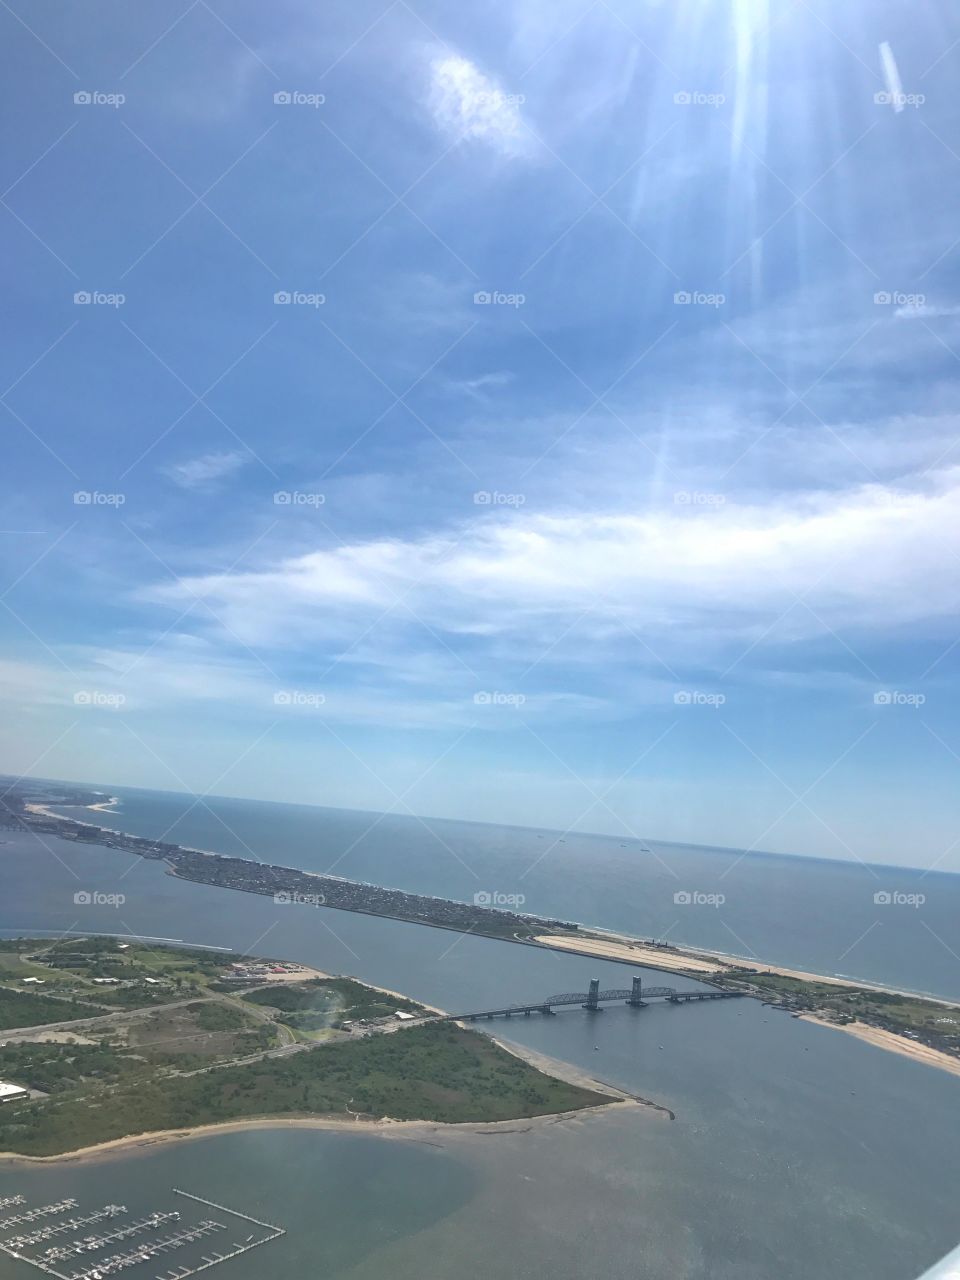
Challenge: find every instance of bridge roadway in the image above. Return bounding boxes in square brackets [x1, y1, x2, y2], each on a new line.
[443, 981, 745, 1022]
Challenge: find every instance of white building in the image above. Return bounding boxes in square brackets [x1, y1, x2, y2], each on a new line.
[0, 1081, 28, 1104]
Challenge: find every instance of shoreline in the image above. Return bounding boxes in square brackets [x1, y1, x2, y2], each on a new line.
[0, 1098, 643, 1167]
[799, 1014, 960, 1077]
[486, 1033, 675, 1118]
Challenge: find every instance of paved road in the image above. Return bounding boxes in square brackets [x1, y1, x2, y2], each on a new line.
[0, 994, 226, 1041]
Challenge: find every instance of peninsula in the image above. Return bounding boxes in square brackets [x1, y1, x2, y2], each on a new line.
[0, 935, 619, 1159]
[4, 780, 960, 1077]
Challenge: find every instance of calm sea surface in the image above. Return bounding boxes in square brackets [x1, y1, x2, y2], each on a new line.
[1, 790, 958, 1279]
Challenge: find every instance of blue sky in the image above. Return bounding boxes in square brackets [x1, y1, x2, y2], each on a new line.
[2, 0, 960, 869]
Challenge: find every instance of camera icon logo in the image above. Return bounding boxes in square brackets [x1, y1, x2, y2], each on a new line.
[874, 691, 892, 705]
[674, 91, 692, 105]
[274, 691, 292, 705]
[274, 291, 291, 304]
[74, 291, 92, 305]
[74, 91, 92, 105]
[274, 91, 292, 105]
[674, 291, 691, 304]
[473, 890, 492, 906]
[874, 291, 892, 305]
[273, 891, 292, 904]
[673, 890, 692, 904]
[874, 891, 892, 905]
[674, 690, 692, 704]
[73, 890, 92, 904]
[473, 291, 492, 305]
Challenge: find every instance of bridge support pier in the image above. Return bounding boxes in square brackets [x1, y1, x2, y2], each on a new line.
[582, 978, 602, 1011]
[626, 976, 647, 1008]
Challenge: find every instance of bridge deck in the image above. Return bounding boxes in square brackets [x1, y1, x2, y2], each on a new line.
[443, 988, 744, 1021]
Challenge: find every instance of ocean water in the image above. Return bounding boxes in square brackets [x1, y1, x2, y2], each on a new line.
[0, 826, 959, 1280]
[43, 782, 960, 999]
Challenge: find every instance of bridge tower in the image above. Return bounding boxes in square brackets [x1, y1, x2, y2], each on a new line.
[582, 978, 602, 1011]
[626, 975, 646, 1007]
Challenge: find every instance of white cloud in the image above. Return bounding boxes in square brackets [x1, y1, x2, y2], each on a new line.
[895, 303, 960, 320]
[144, 469, 960, 663]
[428, 54, 528, 156]
[164, 451, 249, 490]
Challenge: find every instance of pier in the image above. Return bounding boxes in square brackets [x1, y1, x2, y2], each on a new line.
[444, 975, 745, 1021]
[6, 1205, 128, 1254]
[0, 1189, 286, 1280]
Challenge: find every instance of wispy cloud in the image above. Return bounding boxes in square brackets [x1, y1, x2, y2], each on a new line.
[163, 451, 249, 490]
[895, 303, 960, 320]
[428, 54, 529, 156]
[144, 469, 960, 661]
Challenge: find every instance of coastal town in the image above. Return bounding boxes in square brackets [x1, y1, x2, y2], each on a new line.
[0, 782, 580, 941]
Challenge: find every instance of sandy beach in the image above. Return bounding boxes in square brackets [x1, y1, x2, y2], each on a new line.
[535, 931, 960, 1002]
[534, 933, 960, 1078]
[800, 1014, 960, 1077]
[0, 1093, 643, 1167]
[534, 934, 729, 975]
